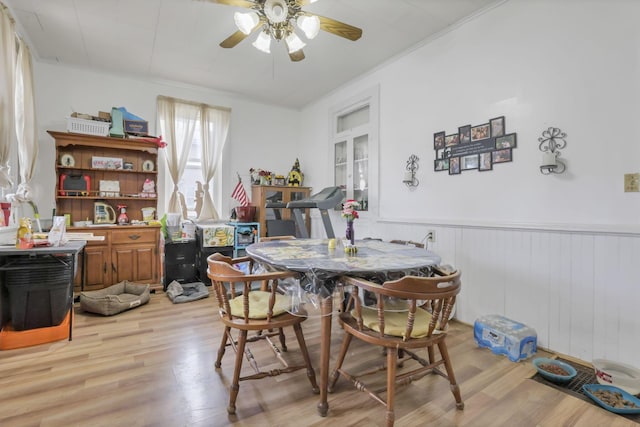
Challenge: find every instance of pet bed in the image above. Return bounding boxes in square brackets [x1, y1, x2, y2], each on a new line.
[166, 281, 209, 304]
[80, 280, 150, 316]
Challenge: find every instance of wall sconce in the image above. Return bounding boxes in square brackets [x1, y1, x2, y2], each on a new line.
[538, 127, 567, 174]
[403, 154, 419, 187]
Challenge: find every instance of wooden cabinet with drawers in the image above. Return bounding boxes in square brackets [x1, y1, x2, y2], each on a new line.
[72, 225, 161, 292]
[48, 130, 161, 292]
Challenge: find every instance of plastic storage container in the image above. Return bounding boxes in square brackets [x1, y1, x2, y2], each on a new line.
[67, 117, 110, 136]
[474, 314, 537, 362]
[2, 255, 73, 331]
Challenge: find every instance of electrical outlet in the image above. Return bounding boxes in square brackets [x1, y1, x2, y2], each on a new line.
[426, 230, 436, 243]
[624, 173, 640, 192]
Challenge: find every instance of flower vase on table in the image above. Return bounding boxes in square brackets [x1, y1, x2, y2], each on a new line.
[341, 200, 360, 254]
[345, 220, 355, 245]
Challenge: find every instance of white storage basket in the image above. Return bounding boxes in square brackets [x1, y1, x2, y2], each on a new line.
[67, 117, 110, 137]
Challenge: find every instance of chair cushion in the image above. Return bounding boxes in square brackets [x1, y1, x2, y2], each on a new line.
[229, 291, 290, 319]
[355, 306, 445, 339]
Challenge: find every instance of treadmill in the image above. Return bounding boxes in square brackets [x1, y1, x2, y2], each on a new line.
[286, 186, 345, 238]
[264, 193, 297, 237]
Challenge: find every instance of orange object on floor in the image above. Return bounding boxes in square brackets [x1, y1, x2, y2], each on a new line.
[0, 310, 72, 350]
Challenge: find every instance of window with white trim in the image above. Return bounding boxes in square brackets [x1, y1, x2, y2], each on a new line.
[331, 87, 379, 215]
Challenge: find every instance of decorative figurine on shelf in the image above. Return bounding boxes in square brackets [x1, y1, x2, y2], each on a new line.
[141, 178, 157, 198]
[258, 170, 272, 185]
[249, 168, 260, 185]
[117, 204, 129, 225]
[288, 158, 304, 187]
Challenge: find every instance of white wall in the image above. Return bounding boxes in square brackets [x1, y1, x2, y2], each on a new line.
[300, 0, 640, 365]
[304, 0, 640, 230]
[32, 62, 301, 219]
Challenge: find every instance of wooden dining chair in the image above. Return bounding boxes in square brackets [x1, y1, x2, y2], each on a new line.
[207, 253, 318, 414]
[389, 239, 424, 248]
[329, 269, 463, 427]
[259, 235, 296, 242]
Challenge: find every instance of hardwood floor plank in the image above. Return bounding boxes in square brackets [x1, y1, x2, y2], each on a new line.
[1, 293, 637, 427]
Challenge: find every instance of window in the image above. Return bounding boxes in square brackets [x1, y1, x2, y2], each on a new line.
[331, 87, 379, 215]
[157, 96, 230, 221]
[179, 131, 203, 219]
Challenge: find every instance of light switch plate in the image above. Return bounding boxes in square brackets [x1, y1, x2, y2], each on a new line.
[624, 173, 640, 192]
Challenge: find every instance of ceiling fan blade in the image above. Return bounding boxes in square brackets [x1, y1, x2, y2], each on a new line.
[289, 49, 305, 62]
[219, 19, 263, 48]
[315, 14, 362, 41]
[198, 0, 255, 8]
[220, 30, 251, 48]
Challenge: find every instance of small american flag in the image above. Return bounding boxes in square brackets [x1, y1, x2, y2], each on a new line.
[231, 179, 250, 207]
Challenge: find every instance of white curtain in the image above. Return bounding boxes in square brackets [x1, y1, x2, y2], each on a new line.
[14, 38, 37, 202]
[157, 96, 199, 218]
[198, 106, 230, 220]
[0, 4, 16, 189]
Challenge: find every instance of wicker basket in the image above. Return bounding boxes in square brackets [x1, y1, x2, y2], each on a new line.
[67, 117, 110, 137]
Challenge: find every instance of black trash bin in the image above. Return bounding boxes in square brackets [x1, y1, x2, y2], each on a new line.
[2, 255, 73, 331]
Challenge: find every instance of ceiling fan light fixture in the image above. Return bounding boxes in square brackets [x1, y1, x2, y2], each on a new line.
[264, 0, 288, 24]
[285, 31, 305, 53]
[296, 15, 320, 39]
[234, 11, 259, 35]
[252, 30, 272, 53]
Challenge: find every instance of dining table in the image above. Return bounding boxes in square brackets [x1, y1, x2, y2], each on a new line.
[245, 238, 441, 417]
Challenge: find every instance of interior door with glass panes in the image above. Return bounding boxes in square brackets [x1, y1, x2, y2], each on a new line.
[333, 105, 370, 212]
[334, 134, 369, 212]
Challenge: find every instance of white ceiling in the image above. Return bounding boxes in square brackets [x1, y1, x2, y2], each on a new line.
[4, 0, 501, 109]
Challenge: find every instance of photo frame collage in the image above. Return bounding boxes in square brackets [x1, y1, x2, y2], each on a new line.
[433, 116, 517, 175]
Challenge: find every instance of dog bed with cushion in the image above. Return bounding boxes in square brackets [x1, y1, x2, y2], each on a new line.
[80, 280, 150, 316]
[166, 281, 209, 304]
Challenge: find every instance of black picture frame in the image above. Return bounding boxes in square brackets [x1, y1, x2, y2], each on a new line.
[479, 152, 493, 171]
[492, 148, 512, 164]
[458, 125, 471, 144]
[495, 133, 517, 149]
[461, 154, 479, 170]
[433, 131, 445, 150]
[490, 116, 505, 138]
[445, 133, 460, 147]
[449, 157, 461, 175]
[471, 123, 490, 141]
[432, 115, 515, 174]
[434, 158, 449, 171]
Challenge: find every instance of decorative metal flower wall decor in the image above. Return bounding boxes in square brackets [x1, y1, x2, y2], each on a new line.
[538, 127, 567, 174]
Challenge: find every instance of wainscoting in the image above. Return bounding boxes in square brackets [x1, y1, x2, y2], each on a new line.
[314, 215, 640, 367]
[382, 221, 640, 367]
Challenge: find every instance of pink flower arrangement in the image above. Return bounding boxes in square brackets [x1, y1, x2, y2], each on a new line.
[341, 199, 360, 221]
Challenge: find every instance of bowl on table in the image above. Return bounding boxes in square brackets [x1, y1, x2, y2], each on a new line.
[592, 359, 640, 395]
[532, 357, 577, 384]
[582, 383, 640, 414]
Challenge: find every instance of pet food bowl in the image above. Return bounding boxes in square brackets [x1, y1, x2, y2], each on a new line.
[593, 359, 640, 395]
[532, 357, 577, 384]
[582, 384, 640, 414]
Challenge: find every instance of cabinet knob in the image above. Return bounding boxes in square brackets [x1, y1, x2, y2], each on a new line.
[129, 234, 141, 240]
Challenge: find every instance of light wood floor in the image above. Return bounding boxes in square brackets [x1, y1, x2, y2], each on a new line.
[0, 292, 636, 427]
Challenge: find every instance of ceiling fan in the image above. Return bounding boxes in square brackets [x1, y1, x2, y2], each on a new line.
[203, 0, 363, 62]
